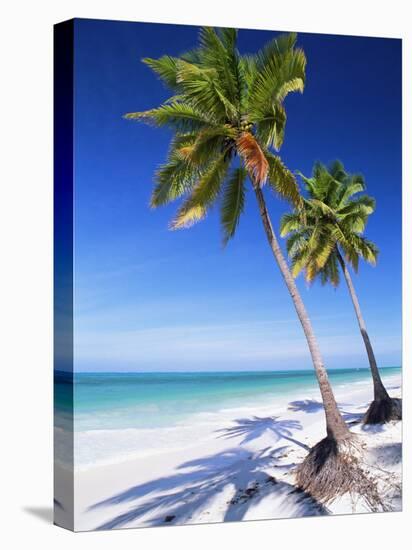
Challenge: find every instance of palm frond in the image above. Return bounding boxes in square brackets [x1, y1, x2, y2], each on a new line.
[338, 195, 376, 217]
[328, 160, 346, 182]
[170, 153, 230, 229]
[307, 162, 336, 202]
[151, 135, 203, 207]
[286, 230, 310, 256]
[193, 28, 241, 117]
[254, 101, 287, 150]
[124, 102, 216, 132]
[308, 198, 336, 218]
[174, 60, 237, 120]
[313, 234, 336, 271]
[266, 153, 302, 207]
[337, 174, 366, 206]
[220, 167, 247, 244]
[239, 54, 258, 91]
[236, 132, 269, 186]
[151, 158, 200, 208]
[291, 245, 312, 278]
[142, 56, 181, 89]
[339, 213, 368, 234]
[280, 212, 302, 236]
[343, 234, 379, 266]
[320, 253, 340, 287]
[296, 171, 317, 197]
[179, 125, 236, 166]
[249, 33, 306, 118]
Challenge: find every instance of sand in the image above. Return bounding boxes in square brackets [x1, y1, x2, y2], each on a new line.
[65, 373, 401, 531]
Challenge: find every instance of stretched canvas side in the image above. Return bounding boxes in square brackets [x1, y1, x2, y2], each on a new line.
[54, 19, 75, 531]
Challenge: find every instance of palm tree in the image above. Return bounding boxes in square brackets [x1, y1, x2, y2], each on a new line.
[125, 27, 357, 501]
[280, 160, 401, 424]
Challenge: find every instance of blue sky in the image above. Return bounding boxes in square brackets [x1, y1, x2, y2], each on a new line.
[71, 19, 402, 372]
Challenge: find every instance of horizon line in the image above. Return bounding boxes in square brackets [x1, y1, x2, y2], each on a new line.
[55, 365, 401, 375]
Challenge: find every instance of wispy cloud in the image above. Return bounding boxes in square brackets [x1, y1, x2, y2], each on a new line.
[74, 318, 401, 371]
[80, 257, 169, 282]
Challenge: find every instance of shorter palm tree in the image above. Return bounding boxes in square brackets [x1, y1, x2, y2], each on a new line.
[281, 161, 401, 424]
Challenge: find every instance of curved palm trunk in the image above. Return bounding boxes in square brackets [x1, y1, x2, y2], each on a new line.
[336, 249, 390, 401]
[254, 187, 349, 441]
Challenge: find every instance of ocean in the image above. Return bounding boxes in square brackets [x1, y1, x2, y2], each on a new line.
[54, 367, 401, 470]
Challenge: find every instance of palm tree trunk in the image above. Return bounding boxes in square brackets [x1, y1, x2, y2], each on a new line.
[254, 186, 349, 441]
[336, 249, 390, 402]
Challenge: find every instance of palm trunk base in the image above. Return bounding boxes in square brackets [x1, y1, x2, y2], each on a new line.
[363, 397, 402, 425]
[295, 435, 381, 507]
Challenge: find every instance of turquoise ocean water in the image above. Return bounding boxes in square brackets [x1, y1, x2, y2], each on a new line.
[55, 367, 400, 431]
[54, 367, 400, 468]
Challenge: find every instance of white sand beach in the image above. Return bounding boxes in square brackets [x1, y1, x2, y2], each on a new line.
[61, 373, 401, 531]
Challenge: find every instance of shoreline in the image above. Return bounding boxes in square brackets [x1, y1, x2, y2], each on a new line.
[65, 372, 402, 531]
[59, 367, 401, 471]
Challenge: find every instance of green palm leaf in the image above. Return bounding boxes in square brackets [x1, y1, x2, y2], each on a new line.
[179, 126, 236, 166]
[286, 230, 310, 256]
[255, 101, 287, 150]
[142, 56, 181, 89]
[197, 27, 241, 112]
[249, 33, 306, 119]
[266, 153, 302, 207]
[320, 254, 340, 287]
[175, 60, 236, 120]
[151, 157, 201, 207]
[221, 167, 247, 244]
[338, 195, 375, 216]
[170, 153, 230, 229]
[124, 101, 217, 132]
[337, 177, 365, 206]
[280, 212, 302, 236]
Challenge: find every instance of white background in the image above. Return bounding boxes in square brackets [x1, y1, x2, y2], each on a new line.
[0, 0, 410, 548]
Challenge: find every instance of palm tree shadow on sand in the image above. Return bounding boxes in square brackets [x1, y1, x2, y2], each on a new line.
[216, 416, 310, 450]
[288, 399, 324, 414]
[87, 420, 327, 530]
[287, 399, 372, 427]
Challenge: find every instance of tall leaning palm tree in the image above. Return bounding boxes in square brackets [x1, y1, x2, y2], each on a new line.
[125, 28, 359, 501]
[281, 161, 401, 424]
